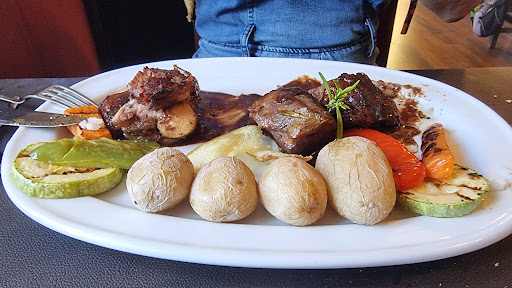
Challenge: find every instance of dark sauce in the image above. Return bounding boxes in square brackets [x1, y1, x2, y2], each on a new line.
[178, 91, 261, 146]
[397, 99, 422, 124]
[387, 124, 421, 147]
[374, 80, 426, 147]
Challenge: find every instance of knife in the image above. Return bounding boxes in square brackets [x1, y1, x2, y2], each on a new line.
[0, 106, 87, 127]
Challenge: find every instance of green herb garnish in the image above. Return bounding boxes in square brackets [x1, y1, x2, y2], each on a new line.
[319, 72, 359, 139]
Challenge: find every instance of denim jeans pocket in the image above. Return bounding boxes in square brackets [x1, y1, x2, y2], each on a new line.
[194, 34, 376, 64]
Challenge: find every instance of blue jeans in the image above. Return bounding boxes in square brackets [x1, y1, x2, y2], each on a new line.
[193, 0, 389, 64]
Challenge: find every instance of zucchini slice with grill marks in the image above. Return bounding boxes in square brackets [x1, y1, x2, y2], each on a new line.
[11, 142, 124, 198]
[397, 164, 489, 217]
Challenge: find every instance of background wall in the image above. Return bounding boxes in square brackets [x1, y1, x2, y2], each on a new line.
[83, 0, 196, 72]
[0, 0, 196, 78]
[0, 0, 101, 78]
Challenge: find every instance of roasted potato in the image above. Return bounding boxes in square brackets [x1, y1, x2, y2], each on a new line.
[315, 137, 396, 225]
[258, 157, 327, 226]
[190, 156, 258, 222]
[126, 147, 194, 213]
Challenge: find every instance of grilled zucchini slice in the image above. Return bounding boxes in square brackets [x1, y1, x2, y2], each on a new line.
[11, 142, 124, 198]
[397, 164, 489, 217]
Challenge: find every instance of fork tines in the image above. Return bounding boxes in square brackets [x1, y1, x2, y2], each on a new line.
[37, 85, 97, 108]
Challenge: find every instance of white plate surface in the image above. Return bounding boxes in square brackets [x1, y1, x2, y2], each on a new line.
[2, 58, 512, 269]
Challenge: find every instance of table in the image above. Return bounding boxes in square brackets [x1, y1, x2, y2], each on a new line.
[1, 68, 511, 287]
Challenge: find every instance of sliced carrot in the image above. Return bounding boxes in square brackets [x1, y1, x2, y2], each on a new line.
[420, 123, 454, 180]
[64, 105, 112, 140]
[64, 105, 101, 116]
[344, 128, 426, 191]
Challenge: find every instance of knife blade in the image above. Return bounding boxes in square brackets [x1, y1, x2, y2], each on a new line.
[0, 106, 87, 127]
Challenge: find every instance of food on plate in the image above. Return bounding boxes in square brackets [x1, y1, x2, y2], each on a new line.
[397, 164, 489, 217]
[420, 123, 455, 180]
[248, 72, 406, 156]
[9, 62, 490, 224]
[187, 125, 278, 173]
[11, 142, 123, 198]
[29, 137, 159, 169]
[96, 68, 410, 159]
[190, 156, 258, 222]
[248, 87, 337, 155]
[99, 65, 200, 145]
[246, 149, 312, 162]
[344, 128, 427, 191]
[126, 147, 194, 213]
[193, 91, 261, 142]
[99, 90, 260, 146]
[315, 137, 396, 225]
[97, 89, 130, 139]
[187, 125, 312, 173]
[318, 72, 359, 138]
[64, 105, 113, 140]
[258, 157, 327, 226]
[309, 72, 402, 131]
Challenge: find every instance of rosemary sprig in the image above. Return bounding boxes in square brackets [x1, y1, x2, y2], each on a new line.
[319, 72, 359, 139]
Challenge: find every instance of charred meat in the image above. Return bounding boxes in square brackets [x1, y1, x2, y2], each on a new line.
[309, 72, 401, 130]
[98, 65, 200, 145]
[127, 66, 198, 111]
[98, 90, 130, 139]
[248, 87, 336, 155]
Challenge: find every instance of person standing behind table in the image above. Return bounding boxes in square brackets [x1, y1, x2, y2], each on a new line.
[184, 0, 481, 64]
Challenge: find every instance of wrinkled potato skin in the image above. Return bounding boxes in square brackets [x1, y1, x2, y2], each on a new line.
[190, 156, 258, 222]
[315, 137, 396, 225]
[127, 147, 194, 212]
[259, 157, 327, 226]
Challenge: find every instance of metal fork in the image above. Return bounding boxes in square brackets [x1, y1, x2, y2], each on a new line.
[0, 84, 97, 109]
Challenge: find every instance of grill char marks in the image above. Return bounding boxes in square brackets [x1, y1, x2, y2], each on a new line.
[421, 123, 442, 158]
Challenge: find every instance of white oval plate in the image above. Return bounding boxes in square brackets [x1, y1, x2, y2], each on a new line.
[2, 58, 512, 269]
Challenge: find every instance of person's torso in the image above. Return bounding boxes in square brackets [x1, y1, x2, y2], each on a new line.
[194, 0, 390, 49]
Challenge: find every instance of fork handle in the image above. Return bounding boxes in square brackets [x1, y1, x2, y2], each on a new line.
[0, 94, 23, 105]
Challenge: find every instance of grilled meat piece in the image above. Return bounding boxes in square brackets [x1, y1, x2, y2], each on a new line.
[309, 72, 401, 130]
[98, 65, 200, 145]
[128, 66, 199, 111]
[248, 88, 336, 155]
[98, 90, 130, 139]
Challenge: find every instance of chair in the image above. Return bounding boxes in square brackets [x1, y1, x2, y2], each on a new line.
[489, 0, 512, 48]
[376, 0, 399, 67]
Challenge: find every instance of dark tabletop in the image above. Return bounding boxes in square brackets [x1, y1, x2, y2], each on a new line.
[1, 68, 511, 288]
